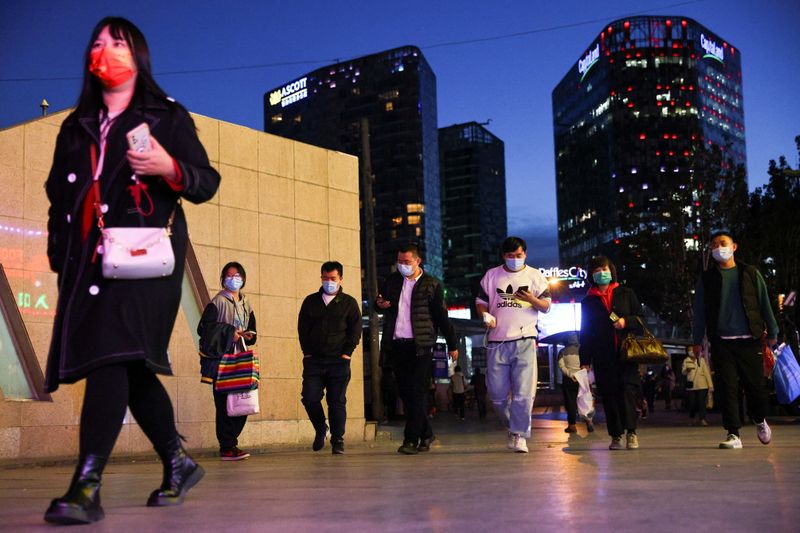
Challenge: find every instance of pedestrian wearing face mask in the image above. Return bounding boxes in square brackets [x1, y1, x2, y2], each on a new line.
[579, 256, 644, 450]
[475, 237, 551, 453]
[692, 231, 778, 449]
[198, 262, 257, 461]
[376, 243, 459, 455]
[43, 16, 219, 525]
[297, 261, 362, 454]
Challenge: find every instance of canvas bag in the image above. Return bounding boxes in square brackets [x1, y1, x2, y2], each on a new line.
[215, 339, 260, 393]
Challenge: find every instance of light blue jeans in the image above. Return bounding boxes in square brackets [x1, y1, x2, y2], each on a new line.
[486, 338, 537, 438]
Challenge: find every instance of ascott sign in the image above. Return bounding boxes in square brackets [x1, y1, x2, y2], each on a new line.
[577, 43, 600, 82]
[269, 77, 308, 108]
[700, 33, 724, 63]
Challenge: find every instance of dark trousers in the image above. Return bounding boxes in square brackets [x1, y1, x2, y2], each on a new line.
[301, 357, 351, 442]
[687, 388, 709, 420]
[453, 393, 465, 418]
[561, 378, 579, 425]
[213, 389, 248, 450]
[475, 393, 487, 419]
[596, 363, 639, 437]
[711, 338, 768, 435]
[80, 361, 177, 458]
[391, 341, 434, 445]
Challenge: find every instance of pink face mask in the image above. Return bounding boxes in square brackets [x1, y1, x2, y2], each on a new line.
[89, 46, 135, 88]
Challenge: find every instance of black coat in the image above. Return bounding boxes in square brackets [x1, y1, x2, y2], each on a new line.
[44, 92, 220, 391]
[377, 272, 458, 351]
[579, 285, 643, 386]
[298, 288, 362, 358]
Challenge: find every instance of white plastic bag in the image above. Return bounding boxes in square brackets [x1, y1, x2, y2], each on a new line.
[574, 368, 595, 419]
[226, 389, 260, 417]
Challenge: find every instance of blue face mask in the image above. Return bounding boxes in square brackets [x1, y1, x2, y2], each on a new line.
[592, 271, 613, 285]
[397, 263, 415, 277]
[224, 275, 244, 291]
[505, 257, 525, 271]
[322, 281, 339, 295]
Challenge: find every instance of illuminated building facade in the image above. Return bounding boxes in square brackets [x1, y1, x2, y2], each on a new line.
[439, 122, 507, 313]
[264, 46, 443, 282]
[553, 16, 745, 266]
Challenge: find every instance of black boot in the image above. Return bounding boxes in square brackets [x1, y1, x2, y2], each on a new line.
[44, 454, 107, 525]
[146, 437, 205, 507]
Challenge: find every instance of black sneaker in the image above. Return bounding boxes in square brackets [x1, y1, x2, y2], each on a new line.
[417, 437, 434, 452]
[397, 441, 419, 455]
[313, 425, 329, 452]
[220, 447, 250, 461]
[331, 440, 344, 455]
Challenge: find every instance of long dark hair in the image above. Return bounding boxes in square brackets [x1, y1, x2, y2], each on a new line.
[74, 17, 169, 118]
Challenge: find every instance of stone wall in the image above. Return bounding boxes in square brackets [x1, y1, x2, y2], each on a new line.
[0, 110, 363, 459]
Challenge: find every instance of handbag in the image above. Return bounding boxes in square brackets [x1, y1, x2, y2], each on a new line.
[226, 389, 260, 417]
[619, 316, 670, 365]
[90, 144, 176, 280]
[215, 339, 260, 393]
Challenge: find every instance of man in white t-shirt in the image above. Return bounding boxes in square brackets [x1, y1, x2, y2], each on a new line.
[476, 237, 551, 453]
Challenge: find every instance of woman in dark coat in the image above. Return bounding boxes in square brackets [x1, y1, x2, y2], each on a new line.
[43, 17, 220, 525]
[579, 256, 643, 450]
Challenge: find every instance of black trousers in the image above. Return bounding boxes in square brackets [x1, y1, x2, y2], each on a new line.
[711, 338, 767, 435]
[301, 357, 351, 442]
[80, 361, 177, 458]
[687, 388, 709, 420]
[596, 362, 640, 437]
[475, 393, 487, 419]
[213, 389, 248, 450]
[562, 378, 579, 425]
[452, 393, 465, 418]
[391, 341, 434, 445]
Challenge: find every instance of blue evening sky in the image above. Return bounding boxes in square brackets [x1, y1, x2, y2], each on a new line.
[1, 0, 798, 265]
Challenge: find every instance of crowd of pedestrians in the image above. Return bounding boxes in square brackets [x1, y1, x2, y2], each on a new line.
[41, 14, 786, 526]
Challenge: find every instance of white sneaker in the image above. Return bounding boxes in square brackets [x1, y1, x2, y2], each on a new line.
[719, 433, 743, 449]
[506, 432, 516, 450]
[756, 420, 772, 445]
[512, 434, 529, 453]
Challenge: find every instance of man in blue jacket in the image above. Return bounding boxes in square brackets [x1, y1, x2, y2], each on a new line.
[692, 231, 779, 449]
[298, 261, 362, 454]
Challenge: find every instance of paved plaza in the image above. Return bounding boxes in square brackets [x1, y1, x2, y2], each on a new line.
[1, 407, 798, 532]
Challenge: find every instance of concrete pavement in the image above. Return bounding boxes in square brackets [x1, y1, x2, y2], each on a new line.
[1, 407, 798, 532]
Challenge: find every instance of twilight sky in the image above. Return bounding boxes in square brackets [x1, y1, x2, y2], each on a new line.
[2, 0, 798, 266]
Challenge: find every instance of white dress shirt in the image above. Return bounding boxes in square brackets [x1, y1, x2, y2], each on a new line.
[394, 270, 423, 339]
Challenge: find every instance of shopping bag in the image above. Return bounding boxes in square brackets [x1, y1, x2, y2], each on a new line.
[215, 340, 259, 393]
[574, 368, 595, 419]
[773, 344, 800, 405]
[226, 389, 260, 417]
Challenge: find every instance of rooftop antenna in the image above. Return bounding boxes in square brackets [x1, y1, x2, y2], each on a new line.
[40, 99, 49, 116]
[478, 118, 492, 126]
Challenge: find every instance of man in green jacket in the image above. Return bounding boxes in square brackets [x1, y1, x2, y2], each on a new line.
[692, 231, 779, 449]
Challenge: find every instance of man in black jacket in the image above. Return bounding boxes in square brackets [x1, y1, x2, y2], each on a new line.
[298, 261, 362, 454]
[376, 243, 459, 454]
[692, 231, 779, 449]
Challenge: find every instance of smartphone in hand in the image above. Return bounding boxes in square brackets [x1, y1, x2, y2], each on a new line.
[126, 123, 152, 153]
[609, 312, 620, 322]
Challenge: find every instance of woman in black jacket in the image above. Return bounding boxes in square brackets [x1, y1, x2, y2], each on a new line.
[43, 17, 219, 525]
[579, 256, 643, 450]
